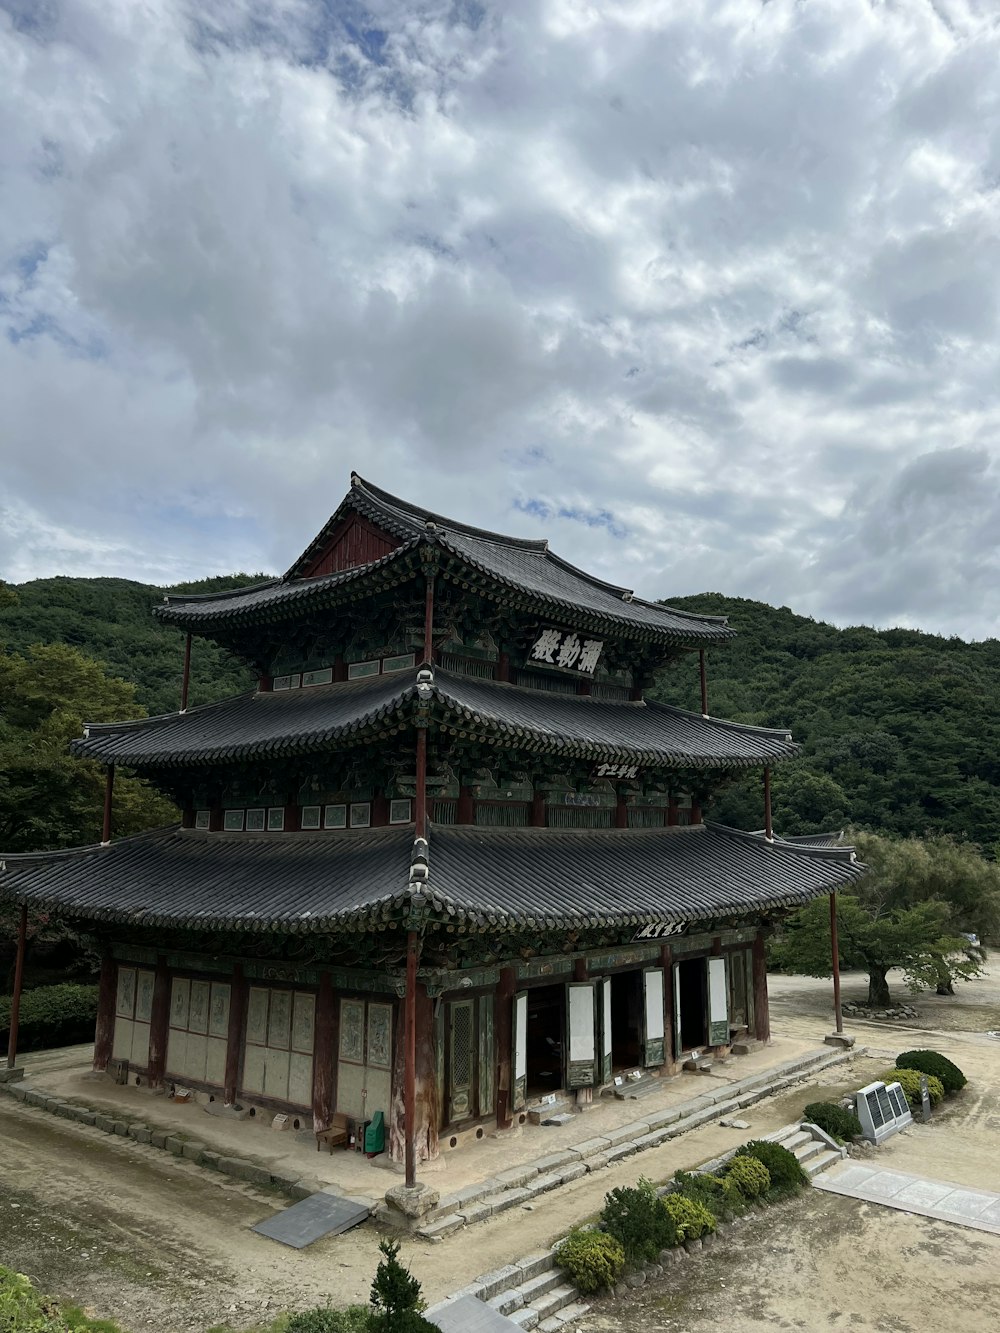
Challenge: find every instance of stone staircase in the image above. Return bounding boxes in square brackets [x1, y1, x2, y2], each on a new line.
[425, 1249, 586, 1332]
[408, 1045, 861, 1240]
[768, 1121, 847, 1180]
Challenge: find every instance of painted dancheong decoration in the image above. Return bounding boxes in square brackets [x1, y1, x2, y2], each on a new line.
[0, 473, 865, 1191]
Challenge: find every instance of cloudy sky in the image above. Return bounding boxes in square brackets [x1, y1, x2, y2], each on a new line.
[3, 1, 1000, 638]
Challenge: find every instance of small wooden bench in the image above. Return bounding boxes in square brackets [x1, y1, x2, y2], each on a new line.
[315, 1112, 351, 1153]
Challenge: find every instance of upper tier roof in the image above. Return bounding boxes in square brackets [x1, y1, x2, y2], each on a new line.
[154, 475, 735, 646]
[69, 666, 799, 770]
[0, 822, 863, 933]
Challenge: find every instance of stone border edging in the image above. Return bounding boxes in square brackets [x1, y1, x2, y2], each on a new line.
[0, 1080, 332, 1205]
[413, 1045, 863, 1240]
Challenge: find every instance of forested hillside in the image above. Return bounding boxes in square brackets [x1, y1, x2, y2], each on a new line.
[650, 595, 1000, 850]
[1, 574, 266, 716]
[2, 578, 998, 851]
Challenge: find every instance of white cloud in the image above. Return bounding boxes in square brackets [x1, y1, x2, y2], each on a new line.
[2, 0, 1000, 638]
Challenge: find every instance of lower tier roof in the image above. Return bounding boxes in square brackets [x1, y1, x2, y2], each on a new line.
[0, 822, 864, 934]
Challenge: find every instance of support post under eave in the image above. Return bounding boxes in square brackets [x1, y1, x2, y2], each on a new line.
[763, 766, 773, 841]
[423, 571, 435, 663]
[415, 728, 427, 840]
[404, 929, 419, 1189]
[180, 633, 192, 713]
[6, 904, 28, 1070]
[102, 765, 115, 846]
[699, 649, 708, 716]
[830, 892, 843, 1033]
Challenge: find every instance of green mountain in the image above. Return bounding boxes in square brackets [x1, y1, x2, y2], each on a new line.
[649, 594, 1000, 849]
[2, 579, 998, 849]
[0, 575, 267, 717]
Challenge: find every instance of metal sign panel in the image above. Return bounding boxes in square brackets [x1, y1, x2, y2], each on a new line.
[856, 1080, 913, 1144]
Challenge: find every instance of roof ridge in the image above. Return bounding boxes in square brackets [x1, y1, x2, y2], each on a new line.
[353, 475, 549, 552]
[707, 821, 861, 863]
[648, 699, 795, 740]
[1, 823, 178, 866]
[161, 577, 281, 606]
[82, 690, 257, 737]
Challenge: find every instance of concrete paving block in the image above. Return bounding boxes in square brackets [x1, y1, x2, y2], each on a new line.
[508, 1308, 539, 1330]
[181, 1141, 208, 1163]
[584, 1150, 615, 1172]
[645, 1106, 682, 1130]
[489, 1288, 524, 1315]
[75, 1109, 97, 1126]
[452, 1182, 494, 1208]
[420, 1213, 465, 1240]
[604, 1121, 650, 1146]
[569, 1136, 611, 1159]
[150, 1129, 168, 1149]
[129, 1126, 152, 1144]
[606, 1140, 639, 1163]
[532, 1150, 577, 1174]
[164, 1135, 184, 1155]
[472, 1264, 522, 1300]
[558, 1162, 587, 1185]
[94, 1112, 115, 1132]
[458, 1203, 493, 1226]
[113, 1120, 131, 1136]
[529, 1172, 562, 1197]
[8, 1084, 28, 1102]
[633, 1130, 670, 1153]
[493, 1165, 540, 1189]
[516, 1252, 556, 1283]
[555, 1301, 591, 1322]
[492, 1187, 533, 1215]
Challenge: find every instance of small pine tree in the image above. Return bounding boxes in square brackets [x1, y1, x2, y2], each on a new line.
[369, 1239, 436, 1333]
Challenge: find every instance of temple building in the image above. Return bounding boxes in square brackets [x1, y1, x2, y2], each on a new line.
[0, 475, 863, 1185]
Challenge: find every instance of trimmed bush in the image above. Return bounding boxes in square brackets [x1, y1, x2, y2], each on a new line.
[286, 1310, 369, 1333]
[734, 1140, 807, 1196]
[724, 1154, 771, 1200]
[555, 1230, 626, 1294]
[0, 1265, 126, 1332]
[0, 983, 99, 1052]
[896, 1049, 966, 1095]
[660, 1194, 716, 1241]
[601, 1178, 676, 1264]
[672, 1169, 743, 1219]
[803, 1101, 863, 1144]
[885, 1068, 944, 1107]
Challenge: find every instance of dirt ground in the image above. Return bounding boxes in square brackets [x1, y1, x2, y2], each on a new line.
[3, 967, 1000, 1331]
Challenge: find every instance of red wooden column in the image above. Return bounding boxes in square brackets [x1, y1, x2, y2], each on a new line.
[763, 767, 773, 840]
[699, 649, 708, 715]
[423, 571, 436, 662]
[180, 634, 193, 712]
[312, 971, 336, 1132]
[531, 791, 546, 827]
[495, 966, 515, 1129]
[752, 931, 770, 1042]
[660, 943, 674, 1063]
[414, 982, 439, 1162]
[5, 905, 28, 1069]
[404, 930, 419, 1187]
[93, 954, 117, 1071]
[224, 963, 246, 1106]
[146, 957, 171, 1087]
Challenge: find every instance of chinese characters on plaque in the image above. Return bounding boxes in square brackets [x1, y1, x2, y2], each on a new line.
[529, 627, 604, 674]
[593, 761, 640, 780]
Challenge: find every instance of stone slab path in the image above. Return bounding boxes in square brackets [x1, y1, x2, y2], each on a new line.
[815, 1161, 1000, 1235]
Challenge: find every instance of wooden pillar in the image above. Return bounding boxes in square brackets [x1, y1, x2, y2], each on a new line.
[690, 800, 702, 825]
[5, 905, 28, 1069]
[224, 963, 245, 1105]
[93, 954, 116, 1071]
[180, 634, 192, 712]
[101, 765, 115, 845]
[495, 966, 515, 1129]
[615, 794, 628, 828]
[415, 729, 428, 841]
[497, 651, 510, 683]
[423, 572, 435, 662]
[660, 943, 674, 1062]
[404, 930, 419, 1187]
[667, 797, 678, 826]
[371, 792, 389, 827]
[763, 767, 773, 840]
[312, 971, 336, 1132]
[830, 893, 843, 1034]
[414, 983, 439, 1162]
[530, 791, 546, 827]
[333, 654, 348, 683]
[699, 649, 708, 715]
[752, 932, 770, 1042]
[146, 957, 171, 1087]
[573, 957, 588, 982]
[457, 785, 474, 824]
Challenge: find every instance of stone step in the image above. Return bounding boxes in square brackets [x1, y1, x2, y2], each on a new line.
[516, 1268, 565, 1306]
[530, 1283, 578, 1320]
[779, 1129, 812, 1152]
[508, 1309, 540, 1330]
[792, 1139, 823, 1165]
[805, 1148, 843, 1179]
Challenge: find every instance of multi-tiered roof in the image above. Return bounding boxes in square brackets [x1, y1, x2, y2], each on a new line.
[0, 476, 864, 947]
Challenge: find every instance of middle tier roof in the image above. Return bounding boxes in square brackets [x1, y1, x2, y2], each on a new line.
[71, 668, 799, 771]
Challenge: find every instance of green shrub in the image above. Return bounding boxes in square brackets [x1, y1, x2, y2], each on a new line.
[555, 1230, 626, 1294]
[285, 1309, 369, 1333]
[896, 1049, 966, 1094]
[724, 1154, 771, 1200]
[803, 1101, 863, 1144]
[0, 1266, 126, 1332]
[601, 1178, 676, 1264]
[660, 1194, 716, 1241]
[672, 1170, 743, 1218]
[885, 1068, 944, 1107]
[368, 1240, 435, 1333]
[734, 1140, 807, 1197]
[0, 983, 99, 1053]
